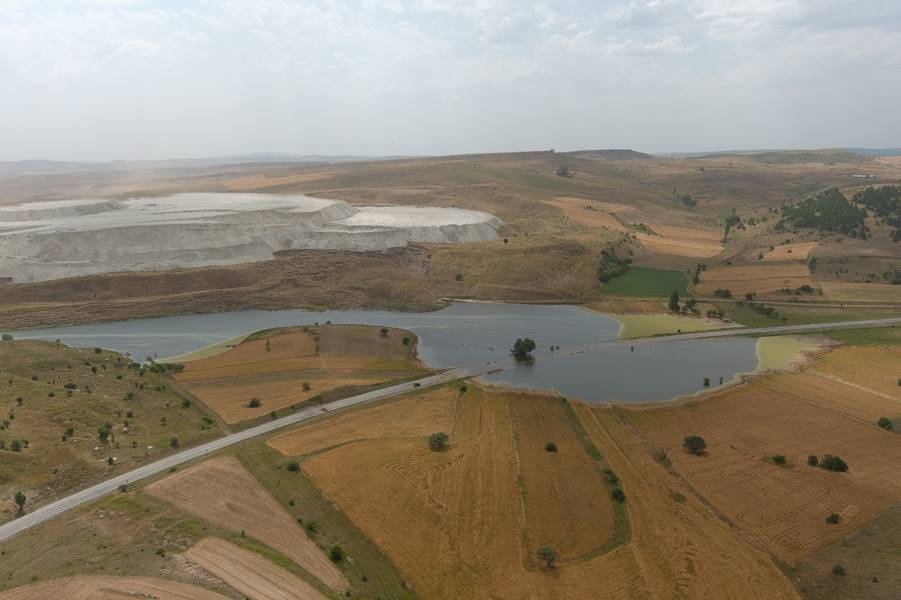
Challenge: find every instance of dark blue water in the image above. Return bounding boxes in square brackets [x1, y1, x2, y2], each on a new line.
[10, 302, 759, 403]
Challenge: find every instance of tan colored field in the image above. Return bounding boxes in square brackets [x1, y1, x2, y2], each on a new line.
[543, 197, 627, 230]
[818, 280, 901, 302]
[764, 242, 819, 261]
[224, 171, 336, 190]
[696, 263, 814, 296]
[813, 345, 901, 400]
[186, 537, 328, 600]
[295, 384, 795, 598]
[635, 224, 723, 258]
[512, 395, 616, 562]
[0, 576, 229, 600]
[584, 297, 664, 314]
[269, 387, 458, 456]
[146, 455, 348, 593]
[627, 351, 901, 565]
[175, 325, 427, 423]
[575, 405, 800, 599]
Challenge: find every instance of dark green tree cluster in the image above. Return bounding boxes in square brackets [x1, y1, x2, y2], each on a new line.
[854, 185, 901, 242]
[597, 247, 632, 283]
[777, 188, 867, 237]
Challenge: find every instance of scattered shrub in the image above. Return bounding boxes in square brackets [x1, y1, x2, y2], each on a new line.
[428, 432, 449, 451]
[878, 417, 893, 431]
[544, 442, 558, 453]
[826, 513, 841, 524]
[682, 435, 707, 456]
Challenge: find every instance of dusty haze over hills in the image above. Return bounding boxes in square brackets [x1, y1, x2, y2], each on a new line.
[2, 0, 900, 161]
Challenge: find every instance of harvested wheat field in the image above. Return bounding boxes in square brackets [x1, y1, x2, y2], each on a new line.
[695, 263, 814, 296]
[296, 384, 796, 598]
[574, 405, 800, 599]
[146, 455, 348, 593]
[813, 345, 901, 401]
[186, 537, 328, 600]
[634, 224, 723, 258]
[175, 325, 427, 423]
[0, 576, 229, 600]
[268, 386, 458, 456]
[764, 242, 819, 261]
[626, 360, 901, 565]
[543, 197, 627, 230]
[818, 280, 901, 302]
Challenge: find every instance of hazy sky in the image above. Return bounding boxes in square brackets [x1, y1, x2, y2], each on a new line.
[2, 0, 900, 161]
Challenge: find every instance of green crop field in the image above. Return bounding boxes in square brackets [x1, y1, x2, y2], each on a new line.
[600, 266, 688, 297]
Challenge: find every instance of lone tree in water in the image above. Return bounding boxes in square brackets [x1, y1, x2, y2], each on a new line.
[537, 545, 557, 568]
[668, 289, 681, 312]
[511, 338, 537, 360]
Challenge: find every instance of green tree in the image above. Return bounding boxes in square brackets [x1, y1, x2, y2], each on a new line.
[668, 289, 680, 312]
[248, 398, 261, 408]
[807, 455, 819, 467]
[14, 491, 26, 514]
[169, 435, 179, 449]
[878, 417, 893, 431]
[511, 338, 537, 360]
[682, 435, 707, 456]
[544, 442, 558, 453]
[329, 546, 345, 563]
[428, 432, 449, 451]
[537, 545, 557, 568]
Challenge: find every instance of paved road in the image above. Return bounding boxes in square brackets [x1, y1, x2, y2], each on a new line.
[621, 316, 901, 344]
[0, 367, 472, 544]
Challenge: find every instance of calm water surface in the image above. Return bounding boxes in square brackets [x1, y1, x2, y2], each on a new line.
[12, 302, 758, 403]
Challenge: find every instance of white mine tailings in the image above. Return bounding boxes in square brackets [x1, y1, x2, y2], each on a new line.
[0, 193, 503, 283]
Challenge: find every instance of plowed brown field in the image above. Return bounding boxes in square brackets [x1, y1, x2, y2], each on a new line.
[695, 263, 813, 296]
[764, 242, 818, 261]
[0, 576, 229, 600]
[626, 354, 901, 565]
[268, 387, 458, 456]
[146, 455, 348, 593]
[186, 537, 328, 600]
[175, 325, 427, 423]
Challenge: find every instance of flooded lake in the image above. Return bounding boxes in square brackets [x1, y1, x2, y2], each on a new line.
[11, 302, 759, 403]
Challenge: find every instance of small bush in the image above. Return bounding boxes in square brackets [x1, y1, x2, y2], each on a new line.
[544, 442, 558, 453]
[402, 337, 411, 345]
[826, 513, 841, 524]
[771, 455, 787, 465]
[603, 469, 620, 485]
[380, 327, 389, 337]
[329, 545, 345, 563]
[807, 455, 819, 467]
[428, 432, 449, 451]
[611, 488, 626, 503]
[878, 417, 893, 431]
[683, 435, 707, 456]
[247, 398, 261, 408]
[286, 461, 300, 472]
[169, 435, 179, 448]
[820, 454, 849, 472]
[832, 564, 845, 576]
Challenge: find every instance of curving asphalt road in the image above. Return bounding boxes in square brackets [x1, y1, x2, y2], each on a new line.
[0, 367, 472, 545]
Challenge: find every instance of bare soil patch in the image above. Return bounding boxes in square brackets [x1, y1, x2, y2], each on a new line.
[146, 455, 348, 592]
[186, 537, 328, 600]
[0, 576, 229, 600]
[764, 242, 819, 262]
[224, 172, 336, 191]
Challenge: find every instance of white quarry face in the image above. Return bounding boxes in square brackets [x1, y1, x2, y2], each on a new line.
[0, 193, 503, 283]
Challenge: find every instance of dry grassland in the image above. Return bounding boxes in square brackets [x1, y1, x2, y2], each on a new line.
[175, 326, 427, 423]
[223, 172, 336, 190]
[584, 297, 665, 314]
[268, 387, 458, 456]
[543, 197, 627, 230]
[818, 280, 901, 302]
[764, 242, 819, 261]
[186, 537, 328, 600]
[696, 263, 814, 296]
[0, 576, 230, 600]
[146, 455, 348, 593]
[626, 352, 901, 565]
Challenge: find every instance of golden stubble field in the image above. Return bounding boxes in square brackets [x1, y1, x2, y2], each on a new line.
[272, 383, 797, 599]
[626, 345, 901, 566]
[174, 325, 428, 424]
[0, 576, 230, 600]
